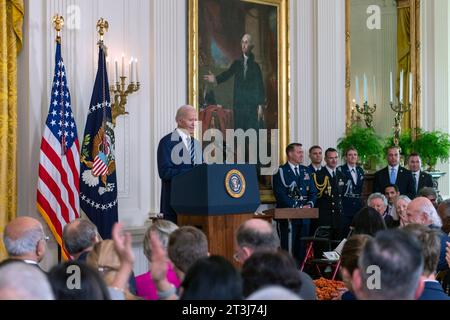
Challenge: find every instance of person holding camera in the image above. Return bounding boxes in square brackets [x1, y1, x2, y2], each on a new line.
[272, 143, 317, 263]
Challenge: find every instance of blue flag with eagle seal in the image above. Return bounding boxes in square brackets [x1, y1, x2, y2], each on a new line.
[80, 43, 118, 239]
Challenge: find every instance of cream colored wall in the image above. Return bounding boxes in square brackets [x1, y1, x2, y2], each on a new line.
[16, 0, 345, 273]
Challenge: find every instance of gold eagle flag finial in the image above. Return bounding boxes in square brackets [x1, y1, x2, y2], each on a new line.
[52, 14, 64, 43]
[96, 18, 109, 42]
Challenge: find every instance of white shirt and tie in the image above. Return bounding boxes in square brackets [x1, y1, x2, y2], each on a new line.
[347, 165, 358, 185]
[388, 164, 400, 184]
[288, 162, 300, 177]
[326, 166, 337, 179]
[176, 128, 195, 163]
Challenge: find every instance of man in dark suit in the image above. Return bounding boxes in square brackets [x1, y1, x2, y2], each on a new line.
[338, 147, 365, 237]
[308, 145, 323, 173]
[402, 224, 450, 300]
[273, 143, 317, 262]
[406, 197, 450, 272]
[408, 152, 434, 195]
[157, 105, 202, 223]
[373, 146, 415, 199]
[312, 148, 346, 240]
[204, 34, 265, 131]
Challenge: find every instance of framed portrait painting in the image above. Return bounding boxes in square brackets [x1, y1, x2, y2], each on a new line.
[188, 0, 289, 203]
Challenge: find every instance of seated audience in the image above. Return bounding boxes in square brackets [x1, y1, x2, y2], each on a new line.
[367, 193, 395, 228]
[394, 195, 412, 227]
[339, 234, 372, 300]
[241, 250, 302, 298]
[180, 255, 242, 300]
[3, 216, 48, 271]
[351, 207, 387, 237]
[48, 260, 111, 300]
[437, 199, 450, 235]
[135, 219, 180, 300]
[62, 218, 100, 261]
[235, 218, 316, 300]
[0, 261, 54, 300]
[403, 223, 450, 300]
[406, 197, 450, 271]
[87, 239, 140, 300]
[151, 226, 209, 300]
[352, 229, 424, 300]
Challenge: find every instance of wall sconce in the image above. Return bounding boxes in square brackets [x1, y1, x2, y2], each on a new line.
[97, 18, 141, 125]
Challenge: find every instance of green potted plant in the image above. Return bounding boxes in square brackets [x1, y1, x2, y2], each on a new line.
[412, 129, 450, 171]
[337, 125, 384, 170]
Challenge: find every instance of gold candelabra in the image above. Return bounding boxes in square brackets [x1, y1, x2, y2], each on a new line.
[355, 101, 376, 129]
[96, 18, 140, 125]
[390, 101, 412, 147]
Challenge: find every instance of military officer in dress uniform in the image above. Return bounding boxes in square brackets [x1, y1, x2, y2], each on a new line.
[273, 143, 317, 262]
[338, 147, 365, 237]
[312, 147, 346, 241]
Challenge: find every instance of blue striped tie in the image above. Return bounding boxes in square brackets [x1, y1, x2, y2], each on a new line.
[189, 137, 195, 164]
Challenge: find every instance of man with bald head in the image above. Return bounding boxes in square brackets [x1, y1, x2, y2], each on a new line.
[234, 218, 317, 299]
[406, 197, 450, 272]
[157, 105, 202, 223]
[3, 216, 48, 269]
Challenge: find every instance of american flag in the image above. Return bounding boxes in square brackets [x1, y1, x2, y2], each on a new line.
[37, 42, 80, 259]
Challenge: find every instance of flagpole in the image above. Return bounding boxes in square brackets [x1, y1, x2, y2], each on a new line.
[52, 14, 65, 263]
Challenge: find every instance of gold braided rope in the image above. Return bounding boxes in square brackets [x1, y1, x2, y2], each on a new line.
[313, 174, 330, 198]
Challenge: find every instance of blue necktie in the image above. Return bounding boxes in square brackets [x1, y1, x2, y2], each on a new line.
[390, 167, 396, 184]
[189, 137, 195, 164]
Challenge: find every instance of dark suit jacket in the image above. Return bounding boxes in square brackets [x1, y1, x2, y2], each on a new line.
[416, 170, 434, 192]
[216, 52, 264, 130]
[157, 130, 201, 222]
[313, 167, 346, 232]
[419, 281, 450, 300]
[373, 166, 415, 199]
[273, 163, 317, 208]
[339, 164, 365, 217]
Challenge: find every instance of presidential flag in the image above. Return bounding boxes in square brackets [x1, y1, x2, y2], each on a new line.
[80, 44, 118, 239]
[37, 42, 80, 259]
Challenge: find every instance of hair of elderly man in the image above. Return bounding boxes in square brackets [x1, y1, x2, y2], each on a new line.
[168, 226, 209, 274]
[417, 187, 438, 199]
[402, 223, 441, 277]
[143, 219, 179, 262]
[3, 225, 45, 257]
[63, 219, 98, 255]
[367, 192, 388, 207]
[175, 105, 196, 122]
[235, 220, 279, 252]
[0, 261, 54, 300]
[358, 229, 424, 300]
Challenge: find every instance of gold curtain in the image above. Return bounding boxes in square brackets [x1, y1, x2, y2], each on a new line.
[0, 0, 24, 261]
[397, 5, 411, 130]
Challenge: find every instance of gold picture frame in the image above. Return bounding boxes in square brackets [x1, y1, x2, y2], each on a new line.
[188, 0, 290, 203]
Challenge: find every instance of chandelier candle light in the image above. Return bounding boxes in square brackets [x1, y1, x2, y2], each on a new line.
[390, 70, 412, 147]
[354, 73, 376, 129]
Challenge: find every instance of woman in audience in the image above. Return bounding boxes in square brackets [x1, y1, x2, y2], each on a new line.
[338, 234, 371, 300]
[48, 260, 111, 300]
[241, 250, 302, 298]
[351, 207, 387, 236]
[180, 255, 242, 300]
[135, 219, 180, 300]
[395, 195, 412, 227]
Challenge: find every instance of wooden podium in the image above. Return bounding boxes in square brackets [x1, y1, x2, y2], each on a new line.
[263, 208, 319, 254]
[171, 164, 260, 266]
